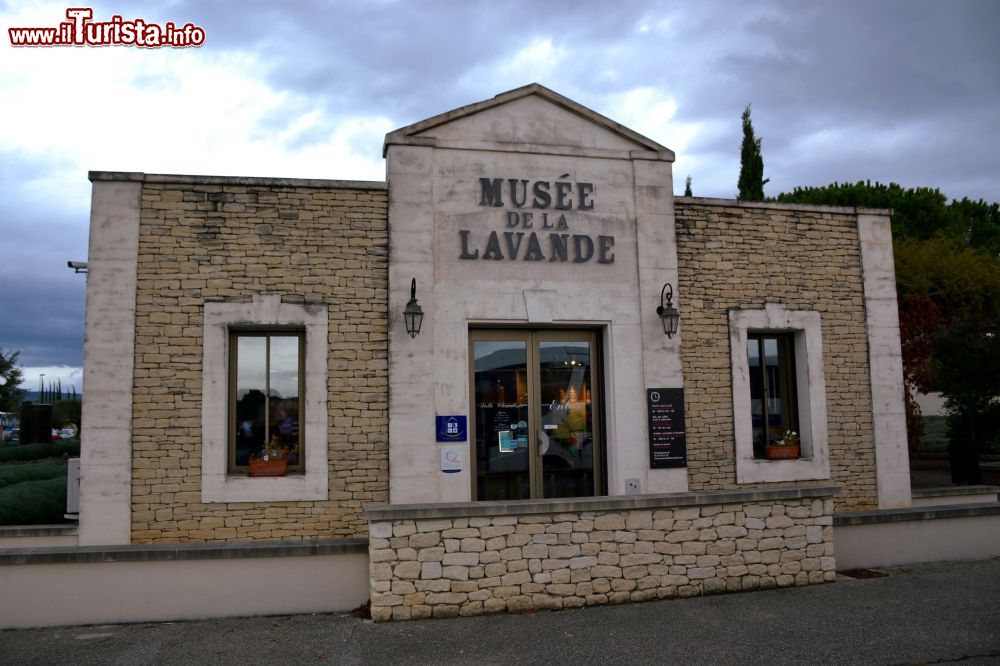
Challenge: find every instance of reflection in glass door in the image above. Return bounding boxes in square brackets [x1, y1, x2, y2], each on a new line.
[538, 336, 597, 498]
[471, 331, 602, 501]
[471, 338, 531, 500]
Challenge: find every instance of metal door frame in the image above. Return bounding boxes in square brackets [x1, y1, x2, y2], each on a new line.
[468, 328, 604, 500]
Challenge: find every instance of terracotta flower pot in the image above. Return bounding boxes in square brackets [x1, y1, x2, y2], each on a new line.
[764, 444, 800, 460]
[249, 459, 288, 477]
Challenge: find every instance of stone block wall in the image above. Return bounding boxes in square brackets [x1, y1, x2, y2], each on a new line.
[130, 176, 389, 542]
[674, 199, 878, 510]
[365, 488, 836, 621]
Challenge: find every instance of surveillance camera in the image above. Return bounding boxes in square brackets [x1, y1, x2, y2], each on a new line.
[67, 261, 88, 270]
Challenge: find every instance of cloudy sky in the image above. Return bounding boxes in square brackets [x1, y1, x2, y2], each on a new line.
[1, 0, 998, 392]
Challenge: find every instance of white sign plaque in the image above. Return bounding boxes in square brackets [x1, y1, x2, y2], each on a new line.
[440, 446, 463, 474]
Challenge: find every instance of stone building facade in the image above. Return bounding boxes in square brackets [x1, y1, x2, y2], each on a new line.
[124, 178, 389, 542]
[675, 200, 879, 510]
[76, 84, 910, 618]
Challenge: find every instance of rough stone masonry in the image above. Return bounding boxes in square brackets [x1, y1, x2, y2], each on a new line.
[130, 176, 389, 543]
[365, 489, 836, 621]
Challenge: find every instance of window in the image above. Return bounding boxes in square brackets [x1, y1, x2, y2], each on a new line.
[729, 304, 830, 483]
[747, 333, 798, 459]
[230, 331, 304, 473]
[202, 296, 328, 503]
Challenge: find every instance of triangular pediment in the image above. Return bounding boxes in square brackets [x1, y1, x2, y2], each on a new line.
[383, 83, 674, 160]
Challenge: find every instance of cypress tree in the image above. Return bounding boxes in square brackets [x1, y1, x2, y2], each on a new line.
[684, 175, 693, 197]
[737, 104, 769, 201]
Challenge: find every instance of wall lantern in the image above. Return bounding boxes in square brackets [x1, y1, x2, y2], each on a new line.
[657, 282, 680, 338]
[403, 278, 424, 338]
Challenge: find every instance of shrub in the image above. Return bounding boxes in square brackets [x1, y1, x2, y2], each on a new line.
[0, 477, 68, 525]
[0, 460, 67, 489]
[54, 439, 80, 457]
[0, 440, 79, 463]
[0, 443, 54, 463]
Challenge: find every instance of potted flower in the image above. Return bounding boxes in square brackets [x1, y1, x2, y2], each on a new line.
[765, 430, 800, 460]
[249, 435, 289, 477]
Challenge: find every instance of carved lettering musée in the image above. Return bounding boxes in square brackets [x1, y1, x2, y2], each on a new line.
[478, 178, 594, 210]
[458, 177, 615, 264]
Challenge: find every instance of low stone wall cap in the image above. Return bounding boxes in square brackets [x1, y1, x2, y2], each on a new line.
[88, 171, 387, 190]
[675, 196, 891, 216]
[365, 486, 839, 521]
[834, 502, 1000, 526]
[0, 537, 367, 567]
[910, 485, 999, 498]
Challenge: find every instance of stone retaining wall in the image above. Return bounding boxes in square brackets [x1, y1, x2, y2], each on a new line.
[364, 487, 836, 621]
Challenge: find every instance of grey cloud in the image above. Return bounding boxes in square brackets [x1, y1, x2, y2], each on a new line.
[0, 274, 85, 369]
[119, 1, 998, 201]
[0, 153, 89, 368]
[4, 0, 998, 375]
[140, 0, 652, 121]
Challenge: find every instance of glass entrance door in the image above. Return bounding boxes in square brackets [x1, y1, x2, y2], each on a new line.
[470, 336, 531, 500]
[470, 330, 602, 501]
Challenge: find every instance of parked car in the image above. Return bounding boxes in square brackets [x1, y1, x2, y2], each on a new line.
[3, 428, 19, 443]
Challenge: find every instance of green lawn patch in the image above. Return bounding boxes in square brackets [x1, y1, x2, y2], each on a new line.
[0, 449, 75, 525]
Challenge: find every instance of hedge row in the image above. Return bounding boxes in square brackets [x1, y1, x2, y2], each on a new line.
[0, 440, 80, 463]
[0, 460, 67, 489]
[0, 477, 68, 525]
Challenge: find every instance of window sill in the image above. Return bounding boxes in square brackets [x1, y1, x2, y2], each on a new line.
[754, 457, 811, 462]
[740, 456, 830, 483]
[202, 471, 327, 503]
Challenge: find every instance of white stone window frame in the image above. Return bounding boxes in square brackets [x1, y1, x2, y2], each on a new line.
[729, 304, 830, 484]
[202, 295, 329, 502]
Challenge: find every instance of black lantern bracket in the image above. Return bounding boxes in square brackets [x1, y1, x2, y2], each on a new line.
[403, 278, 424, 338]
[657, 282, 680, 338]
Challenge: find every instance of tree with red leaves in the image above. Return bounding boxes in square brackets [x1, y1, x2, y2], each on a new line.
[777, 182, 1000, 475]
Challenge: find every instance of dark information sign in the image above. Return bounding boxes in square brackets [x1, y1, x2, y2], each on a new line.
[647, 388, 687, 469]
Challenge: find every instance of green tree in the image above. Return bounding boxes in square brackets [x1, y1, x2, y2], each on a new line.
[52, 398, 82, 430]
[684, 175, 693, 197]
[774, 181, 1000, 252]
[933, 316, 1000, 483]
[895, 236, 1000, 462]
[737, 104, 768, 201]
[0, 349, 25, 413]
[776, 181, 1000, 466]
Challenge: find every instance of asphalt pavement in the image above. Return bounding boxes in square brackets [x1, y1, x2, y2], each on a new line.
[2, 558, 998, 665]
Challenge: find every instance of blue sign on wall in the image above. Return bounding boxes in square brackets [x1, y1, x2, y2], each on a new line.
[436, 415, 467, 442]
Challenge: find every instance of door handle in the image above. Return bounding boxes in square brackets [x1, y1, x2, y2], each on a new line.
[538, 429, 550, 457]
